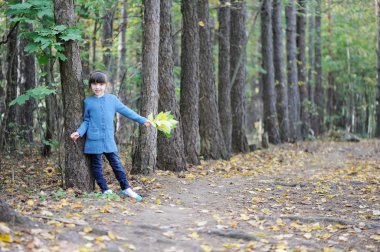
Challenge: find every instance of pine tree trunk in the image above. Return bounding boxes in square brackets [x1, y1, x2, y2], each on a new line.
[261, 0, 280, 144]
[376, 0, 380, 137]
[285, 0, 301, 141]
[102, 5, 115, 85]
[157, 0, 186, 172]
[314, 0, 324, 135]
[180, 0, 200, 164]
[18, 23, 36, 143]
[230, 0, 249, 153]
[54, 0, 93, 191]
[131, 0, 160, 174]
[198, 0, 228, 160]
[297, 0, 310, 139]
[218, 0, 232, 154]
[272, 0, 289, 142]
[1, 22, 18, 151]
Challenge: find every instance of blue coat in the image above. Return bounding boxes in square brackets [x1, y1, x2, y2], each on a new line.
[77, 94, 147, 154]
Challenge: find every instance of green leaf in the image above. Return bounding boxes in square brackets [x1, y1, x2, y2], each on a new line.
[59, 28, 82, 42]
[9, 2, 32, 10]
[24, 42, 40, 54]
[55, 52, 67, 61]
[10, 94, 30, 106]
[27, 85, 56, 99]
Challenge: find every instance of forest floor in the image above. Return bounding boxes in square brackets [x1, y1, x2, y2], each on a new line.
[1, 140, 380, 252]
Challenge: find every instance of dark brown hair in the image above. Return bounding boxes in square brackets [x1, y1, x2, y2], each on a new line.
[89, 70, 108, 85]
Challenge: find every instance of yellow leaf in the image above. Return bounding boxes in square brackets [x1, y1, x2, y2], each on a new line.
[304, 233, 312, 239]
[188, 232, 200, 239]
[66, 224, 76, 228]
[223, 243, 233, 249]
[27, 200, 34, 207]
[240, 214, 249, 221]
[199, 21, 205, 27]
[156, 198, 161, 204]
[201, 244, 212, 252]
[370, 235, 380, 241]
[0, 234, 13, 243]
[121, 243, 136, 250]
[108, 231, 116, 240]
[83, 227, 92, 234]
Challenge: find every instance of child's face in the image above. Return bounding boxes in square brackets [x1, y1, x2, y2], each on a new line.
[91, 82, 106, 97]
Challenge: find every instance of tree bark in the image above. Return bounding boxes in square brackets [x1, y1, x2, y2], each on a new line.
[314, 0, 324, 135]
[272, 0, 289, 142]
[91, 12, 99, 69]
[376, 0, 380, 137]
[102, 3, 114, 85]
[261, 0, 280, 144]
[285, 0, 301, 141]
[1, 22, 18, 151]
[198, 0, 228, 160]
[18, 23, 36, 143]
[297, 0, 310, 139]
[157, 0, 186, 172]
[54, 0, 93, 191]
[131, 0, 160, 174]
[0, 57, 5, 116]
[180, 0, 200, 164]
[218, 0, 232, 154]
[230, 0, 249, 153]
[308, 1, 316, 133]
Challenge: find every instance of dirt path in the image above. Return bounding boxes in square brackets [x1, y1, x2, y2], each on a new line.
[1, 140, 380, 251]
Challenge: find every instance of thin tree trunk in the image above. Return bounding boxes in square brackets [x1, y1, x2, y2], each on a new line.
[102, 4, 115, 86]
[131, 0, 160, 174]
[376, 0, 380, 137]
[286, 0, 301, 141]
[297, 0, 310, 139]
[157, 0, 186, 172]
[18, 23, 36, 143]
[218, 0, 232, 154]
[326, 0, 335, 130]
[116, 0, 129, 151]
[261, 0, 280, 144]
[180, 0, 200, 164]
[272, 0, 289, 142]
[54, 0, 93, 191]
[91, 12, 99, 69]
[314, 0, 324, 135]
[230, 0, 249, 152]
[0, 56, 6, 116]
[308, 1, 316, 132]
[198, 0, 228, 160]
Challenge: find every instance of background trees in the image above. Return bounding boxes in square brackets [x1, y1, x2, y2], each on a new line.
[0, 0, 378, 189]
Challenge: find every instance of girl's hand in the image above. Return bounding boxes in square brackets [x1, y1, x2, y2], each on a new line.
[70, 132, 80, 142]
[144, 120, 153, 127]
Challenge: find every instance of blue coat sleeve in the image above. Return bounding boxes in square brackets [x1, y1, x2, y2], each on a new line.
[114, 96, 147, 124]
[77, 100, 90, 137]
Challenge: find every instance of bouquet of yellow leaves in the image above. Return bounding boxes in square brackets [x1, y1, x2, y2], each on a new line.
[148, 111, 178, 138]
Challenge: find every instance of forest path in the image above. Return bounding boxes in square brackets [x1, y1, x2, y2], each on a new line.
[1, 140, 380, 251]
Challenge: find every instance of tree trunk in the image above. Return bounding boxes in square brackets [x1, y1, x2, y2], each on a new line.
[0, 55, 6, 116]
[326, 0, 335, 130]
[297, 0, 310, 139]
[314, 0, 324, 135]
[42, 48, 58, 157]
[180, 0, 200, 164]
[54, 0, 93, 191]
[156, 0, 186, 172]
[116, 0, 129, 151]
[285, 0, 301, 141]
[0, 200, 28, 224]
[92, 12, 99, 69]
[102, 3, 115, 85]
[308, 1, 316, 132]
[230, 0, 249, 153]
[198, 0, 228, 160]
[272, 0, 289, 142]
[1, 22, 18, 151]
[218, 0, 232, 154]
[261, 0, 280, 144]
[18, 23, 36, 143]
[376, 0, 380, 137]
[131, 0, 160, 174]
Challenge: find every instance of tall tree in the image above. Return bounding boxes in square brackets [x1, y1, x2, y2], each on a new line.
[18, 23, 36, 143]
[326, 0, 335, 130]
[261, 0, 280, 144]
[1, 21, 18, 151]
[180, 0, 200, 164]
[286, 0, 301, 141]
[218, 0, 232, 154]
[297, 0, 310, 139]
[198, 0, 228, 160]
[157, 0, 186, 171]
[272, 0, 289, 142]
[376, 0, 380, 137]
[54, 0, 93, 191]
[230, 0, 249, 152]
[0, 57, 5, 115]
[102, 1, 115, 85]
[131, 0, 160, 174]
[314, 0, 324, 135]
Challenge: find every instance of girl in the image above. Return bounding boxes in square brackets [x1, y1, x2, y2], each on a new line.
[70, 70, 151, 201]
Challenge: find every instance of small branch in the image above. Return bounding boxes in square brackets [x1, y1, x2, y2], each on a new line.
[0, 21, 20, 45]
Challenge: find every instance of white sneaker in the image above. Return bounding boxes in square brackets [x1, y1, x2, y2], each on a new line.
[103, 189, 113, 195]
